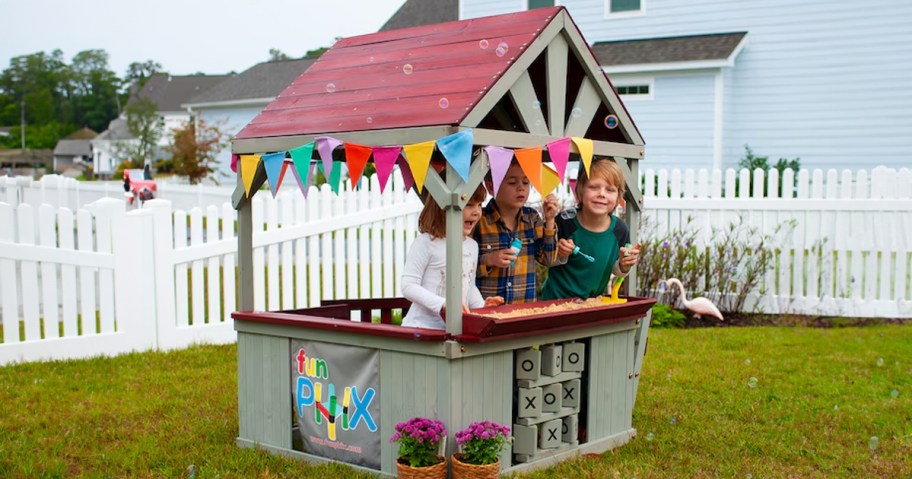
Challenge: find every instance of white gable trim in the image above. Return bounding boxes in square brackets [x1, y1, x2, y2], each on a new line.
[182, 97, 275, 110]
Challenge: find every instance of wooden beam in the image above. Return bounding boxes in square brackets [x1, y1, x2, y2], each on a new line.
[472, 128, 644, 159]
[612, 156, 643, 211]
[546, 34, 569, 137]
[231, 126, 457, 155]
[510, 71, 549, 135]
[563, 76, 600, 137]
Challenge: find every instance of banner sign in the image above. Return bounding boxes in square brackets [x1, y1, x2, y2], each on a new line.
[291, 340, 381, 469]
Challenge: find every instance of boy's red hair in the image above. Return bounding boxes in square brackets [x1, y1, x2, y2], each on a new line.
[574, 158, 626, 201]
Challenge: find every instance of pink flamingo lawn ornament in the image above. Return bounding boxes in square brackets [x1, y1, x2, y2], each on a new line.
[665, 278, 724, 321]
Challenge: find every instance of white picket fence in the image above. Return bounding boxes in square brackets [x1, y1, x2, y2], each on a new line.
[0, 173, 422, 365]
[642, 166, 912, 317]
[1, 165, 910, 365]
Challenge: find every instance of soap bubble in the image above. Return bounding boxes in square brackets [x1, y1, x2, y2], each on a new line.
[747, 377, 758, 388]
[495, 41, 509, 57]
[833, 404, 839, 411]
[325, 83, 336, 93]
[604, 114, 618, 129]
[891, 389, 899, 398]
[876, 358, 884, 367]
[645, 432, 654, 441]
[438, 98, 449, 109]
[366, 117, 373, 124]
[479, 39, 489, 49]
[403, 64, 413, 75]
[868, 436, 878, 451]
[744, 358, 751, 365]
[571, 107, 582, 118]
[532, 100, 541, 110]
[669, 416, 677, 425]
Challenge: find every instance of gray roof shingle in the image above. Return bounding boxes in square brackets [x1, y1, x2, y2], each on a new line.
[593, 32, 747, 66]
[127, 73, 230, 112]
[53, 139, 92, 156]
[184, 58, 317, 106]
[379, 0, 458, 31]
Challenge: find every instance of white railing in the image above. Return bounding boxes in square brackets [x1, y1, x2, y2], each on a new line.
[642, 166, 912, 317]
[0, 173, 422, 365]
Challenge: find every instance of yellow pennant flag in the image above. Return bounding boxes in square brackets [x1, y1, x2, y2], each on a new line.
[571, 137, 593, 177]
[240, 154, 262, 198]
[514, 146, 543, 194]
[540, 164, 561, 197]
[402, 140, 435, 193]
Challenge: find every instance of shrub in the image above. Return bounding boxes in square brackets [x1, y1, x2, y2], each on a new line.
[650, 303, 686, 328]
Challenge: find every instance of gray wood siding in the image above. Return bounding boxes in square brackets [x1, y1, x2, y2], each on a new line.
[463, 0, 912, 171]
[237, 333, 292, 448]
[379, 350, 513, 474]
[586, 330, 636, 439]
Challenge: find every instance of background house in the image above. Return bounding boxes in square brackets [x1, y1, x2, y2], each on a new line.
[52, 127, 97, 175]
[450, 0, 912, 172]
[183, 58, 316, 182]
[92, 73, 229, 177]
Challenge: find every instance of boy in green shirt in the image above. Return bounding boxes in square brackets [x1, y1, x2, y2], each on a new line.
[541, 159, 640, 300]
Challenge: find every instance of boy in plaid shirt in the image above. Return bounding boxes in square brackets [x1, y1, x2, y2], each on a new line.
[473, 161, 559, 303]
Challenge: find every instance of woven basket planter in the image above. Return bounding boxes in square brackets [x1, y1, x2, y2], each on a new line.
[451, 453, 500, 479]
[395, 455, 448, 479]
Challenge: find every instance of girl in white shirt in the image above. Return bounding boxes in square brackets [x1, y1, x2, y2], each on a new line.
[401, 183, 504, 329]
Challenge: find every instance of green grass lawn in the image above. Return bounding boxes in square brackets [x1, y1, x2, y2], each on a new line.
[1, 326, 909, 478]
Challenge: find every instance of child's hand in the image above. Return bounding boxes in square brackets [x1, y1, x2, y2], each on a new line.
[619, 243, 641, 272]
[484, 248, 518, 268]
[484, 296, 505, 308]
[557, 238, 576, 260]
[542, 194, 559, 223]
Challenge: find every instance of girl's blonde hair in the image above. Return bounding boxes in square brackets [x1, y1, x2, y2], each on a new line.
[418, 183, 487, 238]
[574, 158, 626, 202]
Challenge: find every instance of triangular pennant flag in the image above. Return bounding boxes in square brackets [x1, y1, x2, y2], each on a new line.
[402, 140, 435, 193]
[540, 163, 561, 197]
[289, 142, 315, 197]
[328, 161, 343, 194]
[315, 136, 342, 178]
[372, 146, 402, 193]
[398, 157, 416, 192]
[546, 137, 571, 182]
[230, 153, 239, 173]
[514, 146, 543, 194]
[483, 145, 514, 197]
[571, 137, 593, 177]
[435, 130, 473, 182]
[262, 152, 288, 197]
[344, 142, 372, 188]
[240, 154, 262, 198]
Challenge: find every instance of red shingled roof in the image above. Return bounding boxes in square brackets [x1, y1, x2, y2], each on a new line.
[235, 7, 563, 140]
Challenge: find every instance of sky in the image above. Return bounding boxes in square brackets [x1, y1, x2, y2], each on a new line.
[0, 0, 406, 76]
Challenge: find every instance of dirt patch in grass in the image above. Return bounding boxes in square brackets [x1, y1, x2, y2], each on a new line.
[682, 312, 911, 328]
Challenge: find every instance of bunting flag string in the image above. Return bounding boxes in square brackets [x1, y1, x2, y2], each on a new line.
[242, 130, 607, 200]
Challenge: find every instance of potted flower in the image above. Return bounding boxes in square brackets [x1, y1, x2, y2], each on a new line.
[451, 420, 512, 479]
[390, 417, 448, 479]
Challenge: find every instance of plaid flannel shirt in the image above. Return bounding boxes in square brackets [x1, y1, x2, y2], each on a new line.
[473, 202, 558, 304]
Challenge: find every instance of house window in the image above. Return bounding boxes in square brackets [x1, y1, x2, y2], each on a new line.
[528, 0, 555, 8]
[607, 0, 643, 16]
[613, 78, 654, 100]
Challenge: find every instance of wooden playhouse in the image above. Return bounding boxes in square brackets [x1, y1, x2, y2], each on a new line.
[230, 6, 654, 477]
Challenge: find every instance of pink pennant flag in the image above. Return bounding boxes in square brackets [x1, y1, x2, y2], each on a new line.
[546, 137, 571, 182]
[230, 153, 239, 173]
[398, 157, 416, 193]
[315, 136, 342, 179]
[372, 146, 402, 192]
[484, 145, 515, 197]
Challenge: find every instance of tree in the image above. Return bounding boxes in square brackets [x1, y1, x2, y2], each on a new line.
[70, 49, 121, 132]
[119, 97, 162, 167]
[164, 119, 229, 184]
[268, 48, 291, 61]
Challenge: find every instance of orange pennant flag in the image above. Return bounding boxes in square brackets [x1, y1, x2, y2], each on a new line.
[514, 146, 543, 194]
[540, 163, 561, 197]
[240, 154, 262, 198]
[344, 142, 373, 187]
[402, 140, 435, 193]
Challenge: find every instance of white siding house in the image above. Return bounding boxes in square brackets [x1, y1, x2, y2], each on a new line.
[460, 0, 912, 171]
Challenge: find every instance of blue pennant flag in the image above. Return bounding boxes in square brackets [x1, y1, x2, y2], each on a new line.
[262, 151, 288, 197]
[436, 130, 473, 182]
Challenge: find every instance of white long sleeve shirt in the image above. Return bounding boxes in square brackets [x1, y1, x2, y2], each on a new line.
[401, 233, 485, 330]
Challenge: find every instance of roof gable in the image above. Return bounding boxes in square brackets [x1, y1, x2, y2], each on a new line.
[235, 6, 641, 151]
[128, 73, 230, 112]
[593, 32, 748, 68]
[184, 58, 318, 107]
